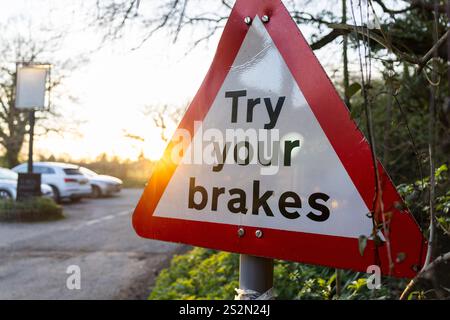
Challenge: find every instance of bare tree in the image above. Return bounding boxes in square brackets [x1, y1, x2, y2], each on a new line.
[91, 0, 448, 65]
[143, 105, 185, 143]
[123, 104, 186, 154]
[0, 18, 86, 167]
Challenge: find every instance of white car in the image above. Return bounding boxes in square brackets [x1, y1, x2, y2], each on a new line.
[12, 162, 91, 203]
[79, 167, 123, 198]
[0, 168, 54, 200]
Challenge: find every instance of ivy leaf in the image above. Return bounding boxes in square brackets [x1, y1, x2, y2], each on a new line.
[358, 235, 368, 256]
[435, 164, 448, 180]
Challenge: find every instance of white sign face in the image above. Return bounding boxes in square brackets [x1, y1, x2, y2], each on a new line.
[15, 66, 48, 110]
[153, 17, 373, 239]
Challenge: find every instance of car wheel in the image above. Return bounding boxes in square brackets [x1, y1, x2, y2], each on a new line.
[0, 189, 12, 200]
[91, 185, 102, 198]
[50, 186, 61, 203]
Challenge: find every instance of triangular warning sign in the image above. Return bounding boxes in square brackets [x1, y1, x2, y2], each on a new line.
[133, 0, 426, 278]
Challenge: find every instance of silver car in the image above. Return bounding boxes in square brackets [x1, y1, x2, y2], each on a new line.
[12, 162, 92, 203]
[0, 168, 54, 200]
[80, 167, 123, 198]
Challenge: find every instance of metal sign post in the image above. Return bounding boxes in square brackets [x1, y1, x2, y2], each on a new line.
[27, 110, 35, 174]
[237, 255, 273, 300]
[15, 62, 51, 199]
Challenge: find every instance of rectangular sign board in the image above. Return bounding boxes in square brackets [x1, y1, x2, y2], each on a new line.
[17, 173, 42, 201]
[15, 66, 48, 110]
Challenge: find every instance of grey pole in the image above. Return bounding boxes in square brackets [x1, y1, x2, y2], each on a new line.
[238, 254, 274, 299]
[27, 110, 35, 174]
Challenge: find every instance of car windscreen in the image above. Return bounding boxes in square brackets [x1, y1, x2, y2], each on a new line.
[80, 167, 97, 177]
[63, 168, 83, 176]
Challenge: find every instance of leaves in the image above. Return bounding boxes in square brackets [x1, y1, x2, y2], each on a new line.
[345, 82, 362, 100]
[435, 164, 448, 181]
[149, 247, 397, 300]
[149, 248, 239, 300]
[358, 235, 368, 256]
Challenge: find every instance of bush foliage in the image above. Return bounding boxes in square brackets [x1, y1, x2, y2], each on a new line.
[0, 197, 64, 222]
[149, 248, 239, 300]
[149, 247, 407, 300]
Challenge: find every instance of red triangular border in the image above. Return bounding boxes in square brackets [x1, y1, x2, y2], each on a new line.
[133, 0, 426, 278]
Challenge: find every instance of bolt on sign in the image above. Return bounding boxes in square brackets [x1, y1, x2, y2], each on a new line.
[133, 0, 426, 278]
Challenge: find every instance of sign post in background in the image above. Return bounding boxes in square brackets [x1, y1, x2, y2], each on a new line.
[14, 63, 51, 199]
[16, 173, 42, 201]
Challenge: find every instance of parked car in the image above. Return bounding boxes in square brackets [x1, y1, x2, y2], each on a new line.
[0, 167, 54, 200]
[79, 167, 123, 198]
[12, 162, 91, 203]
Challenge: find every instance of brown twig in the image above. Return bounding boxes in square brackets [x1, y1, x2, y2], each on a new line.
[400, 252, 450, 299]
[327, 23, 421, 64]
[417, 29, 449, 72]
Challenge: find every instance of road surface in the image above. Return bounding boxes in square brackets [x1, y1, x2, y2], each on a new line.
[0, 189, 183, 299]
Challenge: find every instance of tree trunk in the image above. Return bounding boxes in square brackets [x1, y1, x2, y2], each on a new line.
[4, 137, 23, 168]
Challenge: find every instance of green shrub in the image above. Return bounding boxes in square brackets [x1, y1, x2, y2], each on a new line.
[0, 197, 64, 222]
[149, 248, 239, 300]
[149, 248, 403, 300]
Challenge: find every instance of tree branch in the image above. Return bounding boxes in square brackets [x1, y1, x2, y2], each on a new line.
[327, 23, 424, 65]
[418, 29, 449, 71]
[400, 252, 450, 299]
[372, 0, 412, 15]
[310, 29, 344, 50]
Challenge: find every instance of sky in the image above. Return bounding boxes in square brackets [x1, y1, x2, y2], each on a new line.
[0, 0, 373, 162]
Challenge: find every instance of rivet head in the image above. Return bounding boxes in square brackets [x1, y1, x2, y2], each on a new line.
[237, 228, 245, 237]
[244, 16, 252, 25]
[255, 229, 263, 238]
[261, 15, 270, 23]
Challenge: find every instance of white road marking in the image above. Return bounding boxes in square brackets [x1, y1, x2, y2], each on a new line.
[117, 211, 131, 216]
[86, 219, 101, 226]
[83, 211, 131, 227]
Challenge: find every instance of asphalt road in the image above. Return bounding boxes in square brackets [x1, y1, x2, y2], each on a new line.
[0, 189, 183, 300]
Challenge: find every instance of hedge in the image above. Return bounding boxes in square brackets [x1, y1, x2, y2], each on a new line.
[149, 247, 405, 300]
[0, 197, 64, 222]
